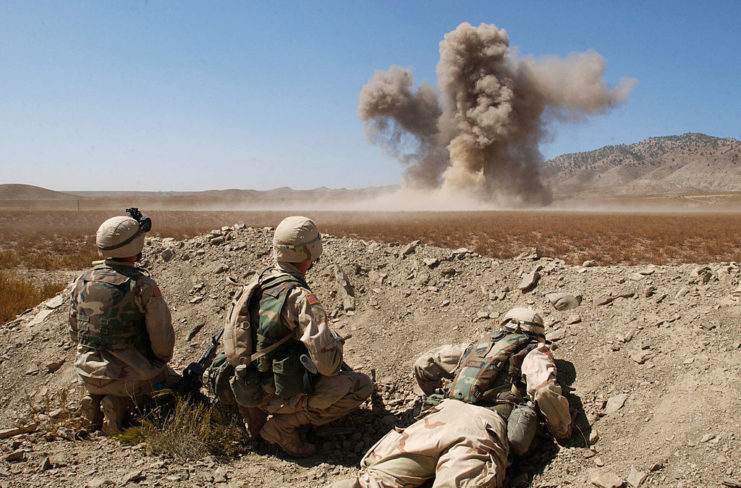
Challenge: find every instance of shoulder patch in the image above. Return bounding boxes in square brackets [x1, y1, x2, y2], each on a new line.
[306, 294, 320, 305]
[153, 286, 162, 298]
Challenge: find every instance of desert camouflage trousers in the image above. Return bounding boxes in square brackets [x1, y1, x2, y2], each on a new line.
[327, 399, 509, 488]
[263, 370, 372, 425]
[78, 365, 180, 398]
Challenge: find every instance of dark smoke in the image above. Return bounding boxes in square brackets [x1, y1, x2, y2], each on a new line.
[358, 22, 636, 206]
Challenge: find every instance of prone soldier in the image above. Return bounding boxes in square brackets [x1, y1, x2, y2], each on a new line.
[329, 308, 574, 488]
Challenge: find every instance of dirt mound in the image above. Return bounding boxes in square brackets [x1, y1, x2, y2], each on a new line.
[1, 225, 740, 487]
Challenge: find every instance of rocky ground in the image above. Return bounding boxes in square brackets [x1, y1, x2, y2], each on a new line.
[1, 224, 740, 488]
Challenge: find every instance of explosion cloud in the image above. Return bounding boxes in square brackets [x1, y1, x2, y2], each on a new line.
[358, 22, 637, 206]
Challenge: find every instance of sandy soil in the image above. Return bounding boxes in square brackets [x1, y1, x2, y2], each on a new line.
[1, 225, 739, 488]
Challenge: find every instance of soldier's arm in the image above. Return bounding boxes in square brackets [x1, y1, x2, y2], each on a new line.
[413, 343, 468, 395]
[136, 278, 175, 363]
[284, 287, 342, 376]
[521, 344, 572, 439]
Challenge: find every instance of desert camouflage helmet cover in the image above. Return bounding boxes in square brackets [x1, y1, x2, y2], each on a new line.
[501, 307, 546, 340]
[273, 216, 322, 263]
[96, 216, 145, 258]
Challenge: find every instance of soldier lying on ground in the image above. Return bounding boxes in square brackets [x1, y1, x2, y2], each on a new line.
[211, 216, 372, 457]
[328, 308, 575, 488]
[69, 209, 179, 434]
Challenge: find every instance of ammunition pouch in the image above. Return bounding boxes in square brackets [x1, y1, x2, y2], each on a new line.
[206, 351, 236, 406]
[230, 363, 264, 408]
[507, 404, 538, 456]
[272, 350, 311, 399]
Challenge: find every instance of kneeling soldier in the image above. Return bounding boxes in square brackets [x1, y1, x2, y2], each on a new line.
[69, 210, 176, 433]
[220, 216, 372, 457]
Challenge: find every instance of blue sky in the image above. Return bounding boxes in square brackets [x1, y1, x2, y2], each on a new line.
[1, 0, 739, 192]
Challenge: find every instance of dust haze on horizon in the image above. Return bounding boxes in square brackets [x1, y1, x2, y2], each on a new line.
[358, 22, 637, 208]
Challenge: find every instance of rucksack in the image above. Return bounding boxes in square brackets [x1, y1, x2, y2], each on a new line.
[222, 280, 261, 366]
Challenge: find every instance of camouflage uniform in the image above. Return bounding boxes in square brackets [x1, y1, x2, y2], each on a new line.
[244, 262, 372, 423]
[68, 259, 175, 397]
[330, 331, 570, 488]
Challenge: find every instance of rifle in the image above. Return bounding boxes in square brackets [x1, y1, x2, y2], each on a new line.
[174, 328, 224, 400]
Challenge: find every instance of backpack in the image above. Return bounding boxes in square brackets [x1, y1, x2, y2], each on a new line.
[222, 280, 261, 366]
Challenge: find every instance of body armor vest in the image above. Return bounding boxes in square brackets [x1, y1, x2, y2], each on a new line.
[447, 330, 538, 418]
[74, 264, 151, 357]
[253, 272, 311, 399]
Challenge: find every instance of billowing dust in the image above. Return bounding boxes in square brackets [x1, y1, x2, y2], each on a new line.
[358, 22, 636, 207]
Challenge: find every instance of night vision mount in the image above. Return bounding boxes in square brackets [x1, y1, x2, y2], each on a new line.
[126, 207, 152, 233]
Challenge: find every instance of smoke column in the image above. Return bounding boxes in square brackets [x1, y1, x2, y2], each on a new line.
[358, 22, 636, 206]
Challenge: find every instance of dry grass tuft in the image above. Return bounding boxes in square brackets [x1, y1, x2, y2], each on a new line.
[0, 271, 65, 323]
[120, 397, 247, 460]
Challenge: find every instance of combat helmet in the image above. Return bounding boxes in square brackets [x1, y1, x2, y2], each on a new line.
[273, 216, 322, 263]
[501, 307, 546, 341]
[96, 211, 149, 258]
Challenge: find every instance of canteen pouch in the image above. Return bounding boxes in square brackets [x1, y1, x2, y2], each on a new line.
[229, 364, 264, 408]
[272, 352, 305, 399]
[507, 404, 538, 456]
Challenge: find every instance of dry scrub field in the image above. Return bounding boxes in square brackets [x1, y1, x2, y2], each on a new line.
[1, 208, 739, 322]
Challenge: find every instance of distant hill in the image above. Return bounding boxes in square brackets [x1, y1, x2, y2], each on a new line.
[0, 184, 79, 200]
[542, 133, 741, 198]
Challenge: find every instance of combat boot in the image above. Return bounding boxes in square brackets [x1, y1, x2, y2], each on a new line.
[238, 405, 267, 438]
[101, 395, 127, 434]
[80, 394, 103, 430]
[259, 412, 317, 457]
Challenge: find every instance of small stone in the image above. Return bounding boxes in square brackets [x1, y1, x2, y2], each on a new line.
[594, 457, 605, 467]
[516, 248, 542, 260]
[629, 273, 645, 281]
[589, 429, 599, 445]
[701, 433, 715, 443]
[595, 295, 616, 306]
[423, 257, 439, 267]
[213, 467, 228, 483]
[28, 309, 54, 327]
[160, 248, 174, 262]
[566, 314, 582, 325]
[209, 237, 225, 245]
[546, 293, 582, 311]
[46, 358, 65, 373]
[401, 240, 420, 256]
[441, 300, 450, 307]
[590, 470, 624, 488]
[627, 467, 647, 487]
[5, 450, 25, 462]
[86, 477, 115, 488]
[675, 286, 689, 299]
[630, 351, 652, 364]
[214, 263, 229, 273]
[605, 393, 628, 414]
[582, 260, 596, 267]
[519, 266, 542, 292]
[439, 265, 456, 277]
[44, 295, 64, 309]
[546, 329, 566, 342]
[124, 470, 145, 483]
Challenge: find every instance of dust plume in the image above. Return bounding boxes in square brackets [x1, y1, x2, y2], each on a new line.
[358, 22, 636, 207]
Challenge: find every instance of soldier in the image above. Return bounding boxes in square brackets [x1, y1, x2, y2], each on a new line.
[223, 216, 372, 457]
[329, 308, 574, 488]
[69, 210, 176, 434]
